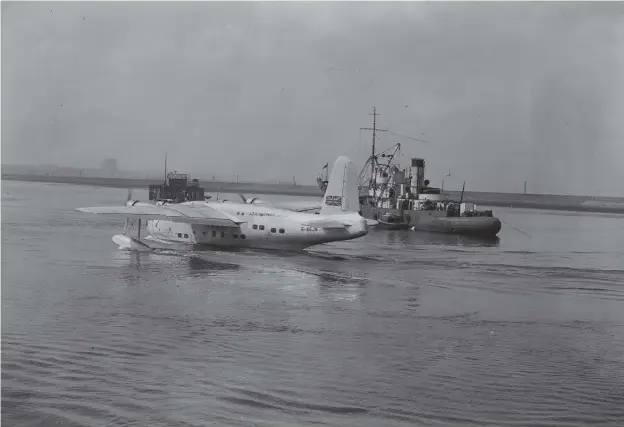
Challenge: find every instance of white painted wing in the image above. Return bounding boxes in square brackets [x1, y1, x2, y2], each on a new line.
[159, 203, 245, 225]
[290, 205, 322, 213]
[76, 204, 244, 227]
[300, 218, 350, 229]
[275, 201, 322, 213]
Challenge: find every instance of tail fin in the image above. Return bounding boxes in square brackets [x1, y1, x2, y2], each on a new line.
[320, 156, 360, 215]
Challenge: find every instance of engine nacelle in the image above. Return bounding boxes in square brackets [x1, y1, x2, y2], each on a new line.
[245, 197, 267, 204]
[238, 193, 268, 205]
[125, 200, 152, 207]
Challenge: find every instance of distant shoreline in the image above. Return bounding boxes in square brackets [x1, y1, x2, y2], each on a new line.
[3, 173, 624, 214]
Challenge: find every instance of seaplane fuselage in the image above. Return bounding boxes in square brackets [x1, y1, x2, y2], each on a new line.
[144, 201, 367, 250]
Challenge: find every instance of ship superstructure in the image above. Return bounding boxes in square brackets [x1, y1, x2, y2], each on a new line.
[148, 155, 205, 203]
[318, 108, 502, 237]
[357, 143, 450, 212]
[149, 171, 205, 203]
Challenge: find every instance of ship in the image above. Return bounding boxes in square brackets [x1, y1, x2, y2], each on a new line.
[317, 108, 502, 237]
[148, 154, 207, 203]
[149, 171, 205, 203]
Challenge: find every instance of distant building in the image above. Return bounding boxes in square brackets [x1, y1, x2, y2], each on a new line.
[100, 158, 118, 177]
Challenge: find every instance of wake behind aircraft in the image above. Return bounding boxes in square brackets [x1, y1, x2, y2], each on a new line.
[75, 156, 377, 252]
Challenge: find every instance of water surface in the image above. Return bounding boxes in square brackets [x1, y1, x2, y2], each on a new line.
[2, 180, 624, 426]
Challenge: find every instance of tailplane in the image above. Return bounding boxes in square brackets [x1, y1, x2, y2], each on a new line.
[320, 156, 360, 215]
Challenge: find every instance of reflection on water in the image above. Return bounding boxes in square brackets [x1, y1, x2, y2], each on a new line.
[379, 228, 501, 248]
[187, 255, 241, 275]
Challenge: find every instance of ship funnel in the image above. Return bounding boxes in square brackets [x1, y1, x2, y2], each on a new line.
[410, 158, 425, 195]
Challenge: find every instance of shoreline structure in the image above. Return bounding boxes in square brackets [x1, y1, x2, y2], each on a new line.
[3, 173, 624, 214]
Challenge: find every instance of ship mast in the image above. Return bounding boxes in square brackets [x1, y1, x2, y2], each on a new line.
[164, 152, 168, 185]
[360, 107, 386, 191]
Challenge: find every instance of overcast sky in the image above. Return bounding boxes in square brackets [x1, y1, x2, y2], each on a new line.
[2, 1, 624, 195]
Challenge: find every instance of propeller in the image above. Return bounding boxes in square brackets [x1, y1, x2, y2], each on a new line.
[125, 189, 137, 207]
[237, 193, 261, 204]
[123, 189, 132, 235]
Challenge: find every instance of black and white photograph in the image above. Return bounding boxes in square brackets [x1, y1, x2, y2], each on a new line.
[2, 1, 624, 426]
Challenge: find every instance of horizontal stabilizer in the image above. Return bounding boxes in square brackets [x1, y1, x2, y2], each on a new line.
[75, 204, 244, 227]
[288, 203, 322, 213]
[301, 218, 350, 229]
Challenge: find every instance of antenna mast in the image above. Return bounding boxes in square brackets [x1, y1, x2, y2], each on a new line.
[164, 152, 168, 185]
[360, 107, 386, 191]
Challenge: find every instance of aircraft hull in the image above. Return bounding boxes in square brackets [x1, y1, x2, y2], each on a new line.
[143, 219, 366, 251]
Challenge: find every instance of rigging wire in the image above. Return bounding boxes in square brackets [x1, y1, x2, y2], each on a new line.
[385, 129, 428, 143]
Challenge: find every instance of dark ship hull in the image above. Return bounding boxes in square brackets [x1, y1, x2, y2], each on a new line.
[360, 205, 501, 237]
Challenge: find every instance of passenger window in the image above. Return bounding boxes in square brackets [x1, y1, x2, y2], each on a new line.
[279, 228, 285, 234]
[259, 225, 265, 230]
[212, 231, 217, 237]
[221, 232, 225, 238]
[252, 224, 258, 230]
[233, 234, 238, 239]
[271, 228, 276, 233]
[177, 233, 182, 238]
[184, 234, 188, 238]
[202, 231, 206, 236]
[241, 234, 246, 239]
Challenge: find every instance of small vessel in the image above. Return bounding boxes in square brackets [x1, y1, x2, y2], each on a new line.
[376, 212, 411, 230]
[148, 154, 207, 203]
[149, 171, 205, 203]
[318, 108, 502, 237]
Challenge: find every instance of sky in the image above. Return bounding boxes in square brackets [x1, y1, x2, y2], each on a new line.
[2, 1, 624, 195]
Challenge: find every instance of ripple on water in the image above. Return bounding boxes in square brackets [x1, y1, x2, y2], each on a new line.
[3, 182, 624, 426]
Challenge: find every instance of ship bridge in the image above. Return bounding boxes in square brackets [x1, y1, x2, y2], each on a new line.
[149, 171, 204, 202]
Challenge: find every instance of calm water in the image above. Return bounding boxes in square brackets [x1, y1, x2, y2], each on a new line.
[2, 180, 624, 427]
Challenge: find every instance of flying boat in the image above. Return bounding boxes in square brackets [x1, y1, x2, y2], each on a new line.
[75, 156, 376, 252]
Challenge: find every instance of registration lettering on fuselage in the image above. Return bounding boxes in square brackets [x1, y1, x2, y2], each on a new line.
[301, 226, 318, 232]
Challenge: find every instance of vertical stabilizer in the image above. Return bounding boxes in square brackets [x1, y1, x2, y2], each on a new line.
[320, 156, 360, 215]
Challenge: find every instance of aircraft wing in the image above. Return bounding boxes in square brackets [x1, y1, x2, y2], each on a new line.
[300, 218, 350, 229]
[76, 203, 244, 227]
[275, 201, 322, 213]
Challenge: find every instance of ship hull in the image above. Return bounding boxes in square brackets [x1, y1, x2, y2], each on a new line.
[360, 205, 502, 237]
[376, 220, 411, 230]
